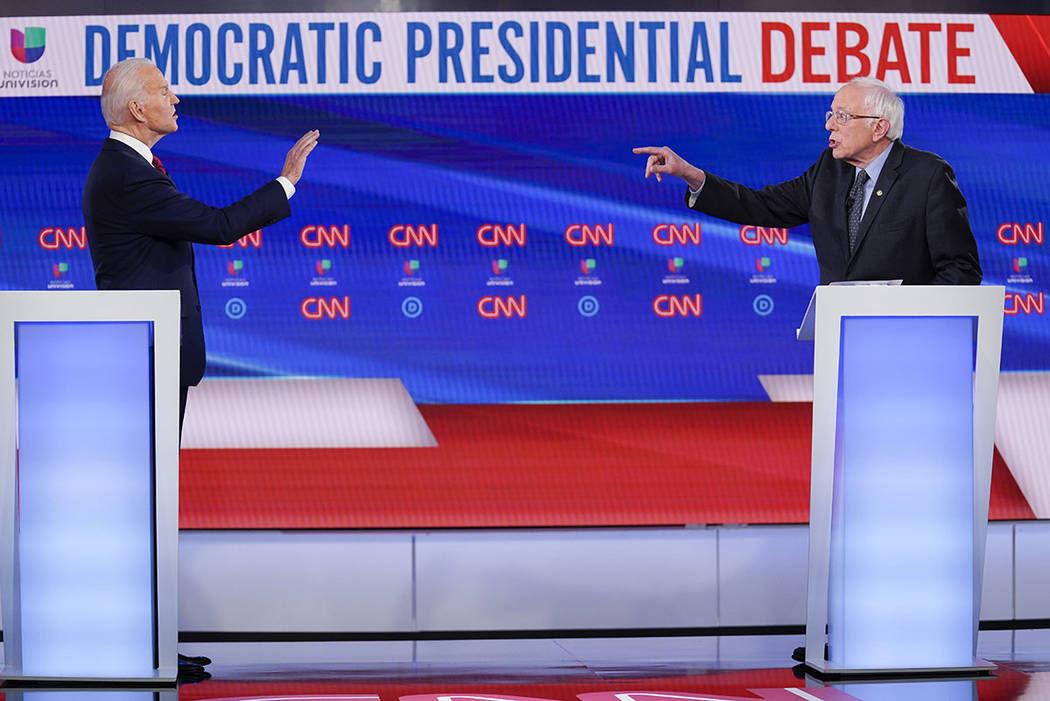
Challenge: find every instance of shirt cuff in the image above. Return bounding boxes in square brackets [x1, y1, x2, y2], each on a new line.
[687, 180, 704, 207]
[276, 176, 295, 199]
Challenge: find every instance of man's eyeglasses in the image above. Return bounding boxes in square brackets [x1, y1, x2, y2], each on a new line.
[826, 110, 882, 125]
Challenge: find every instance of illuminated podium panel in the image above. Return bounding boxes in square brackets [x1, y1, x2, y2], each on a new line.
[1, 291, 179, 684]
[798, 285, 1004, 678]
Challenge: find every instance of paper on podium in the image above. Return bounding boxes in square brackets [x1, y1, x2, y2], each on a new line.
[796, 279, 903, 340]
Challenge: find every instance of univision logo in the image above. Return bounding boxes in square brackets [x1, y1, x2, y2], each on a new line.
[11, 28, 46, 64]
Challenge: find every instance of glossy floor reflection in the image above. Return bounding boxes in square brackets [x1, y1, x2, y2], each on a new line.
[4, 631, 1050, 701]
[172, 630, 1049, 700]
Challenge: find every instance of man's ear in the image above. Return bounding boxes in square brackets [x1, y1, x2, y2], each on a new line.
[872, 118, 890, 141]
[128, 99, 146, 124]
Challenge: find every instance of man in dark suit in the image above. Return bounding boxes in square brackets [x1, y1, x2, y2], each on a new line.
[633, 77, 981, 285]
[83, 58, 318, 676]
[83, 57, 319, 431]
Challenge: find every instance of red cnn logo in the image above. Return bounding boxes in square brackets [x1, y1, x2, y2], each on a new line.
[652, 223, 701, 245]
[389, 224, 438, 247]
[565, 223, 614, 247]
[477, 295, 527, 318]
[39, 227, 87, 250]
[997, 222, 1044, 245]
[301, 225, 351, 248]
[301, 296, 351, 319]
[653, 294, 703, 317]
[740, 226, 789, 245]
[220, 230, 262, 248]
[1005, 292, 1045, 315]
[477, 224, 526, 246]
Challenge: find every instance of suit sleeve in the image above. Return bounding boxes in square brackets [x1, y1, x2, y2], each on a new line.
[925, 163, 982, 285]
[120, 166, 290, 245]
[685, 156, 820, 229]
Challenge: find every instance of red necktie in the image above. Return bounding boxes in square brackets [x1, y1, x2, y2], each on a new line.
[152, 155, 168, 175]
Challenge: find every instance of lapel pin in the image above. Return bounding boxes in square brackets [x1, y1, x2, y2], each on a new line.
[876, 189, 883, 196]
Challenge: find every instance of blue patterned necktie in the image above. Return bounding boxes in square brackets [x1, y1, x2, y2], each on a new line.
[847, 169, 870, 254]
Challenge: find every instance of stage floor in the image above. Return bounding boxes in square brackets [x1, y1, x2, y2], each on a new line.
[168, 633, 1049, 701]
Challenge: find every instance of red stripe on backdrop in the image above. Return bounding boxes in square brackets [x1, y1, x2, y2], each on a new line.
[178, 403, 1033, 529]
[990, 14, 1050, 93]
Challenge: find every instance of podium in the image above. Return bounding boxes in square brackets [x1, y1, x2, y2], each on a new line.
[1, 291, 180, 683]
[797, 284, 1004, 678]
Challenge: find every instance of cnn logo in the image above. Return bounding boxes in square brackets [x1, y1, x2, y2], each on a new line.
[565, 223, 613, 246]
[653, 294, 703, 317]
[39, 227, 87, 250]
[1005, 292, 1044, 315]
[997, 222, 1044, 245]
[301, 225, 351, 248]
[389, 224, 438, 247]
[652, 223, 701, 245]
[477, 295, 527, 318]
[477, 224, 526, 246]
[740, 226, 789, 245]
[301, 296, 351, 319]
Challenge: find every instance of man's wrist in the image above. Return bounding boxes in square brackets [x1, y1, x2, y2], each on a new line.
[684, 168, 705, 192]
[276, 176, 295, 199]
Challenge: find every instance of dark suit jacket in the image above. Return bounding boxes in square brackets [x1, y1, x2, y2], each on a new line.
[688, 140, 981, 285]
[83, 138, 291, 386]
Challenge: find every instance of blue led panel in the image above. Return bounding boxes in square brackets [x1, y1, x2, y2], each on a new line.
[829, 316, 975, 670]
[15, 321, 155, 677]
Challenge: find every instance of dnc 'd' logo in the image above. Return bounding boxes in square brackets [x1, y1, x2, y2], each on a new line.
[11, 27, 46, 63]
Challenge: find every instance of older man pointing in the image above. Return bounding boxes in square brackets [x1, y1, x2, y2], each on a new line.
[634, 77, 981, 286]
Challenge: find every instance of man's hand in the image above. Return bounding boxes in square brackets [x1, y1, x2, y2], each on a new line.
[281, 130, 320, 185]
[632, 146, 705, 190]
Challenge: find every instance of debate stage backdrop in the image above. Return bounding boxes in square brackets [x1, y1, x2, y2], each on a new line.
[2, 12, 1048, 527]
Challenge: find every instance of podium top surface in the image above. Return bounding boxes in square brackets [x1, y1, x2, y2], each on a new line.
[0, 290, 180, 323]
[796, 284, 1005, 341]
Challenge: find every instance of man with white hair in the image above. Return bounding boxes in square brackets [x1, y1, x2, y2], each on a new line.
[634, 77, 981, 285]
[83, 59, 318, 676]
[84, 57, 318, 433]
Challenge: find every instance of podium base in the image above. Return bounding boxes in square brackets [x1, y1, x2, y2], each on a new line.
[801, 657, 997, 681]
[0, 666, 178, 686]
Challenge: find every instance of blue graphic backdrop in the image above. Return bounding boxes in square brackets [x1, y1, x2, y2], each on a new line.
[0, 93, 1046, 402]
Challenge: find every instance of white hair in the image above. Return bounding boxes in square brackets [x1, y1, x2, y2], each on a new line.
[847, 76, 904, 140]
[100, 58, 154, 127]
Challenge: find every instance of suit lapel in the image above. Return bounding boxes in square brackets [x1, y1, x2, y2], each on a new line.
[849, 141, 904, 261]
